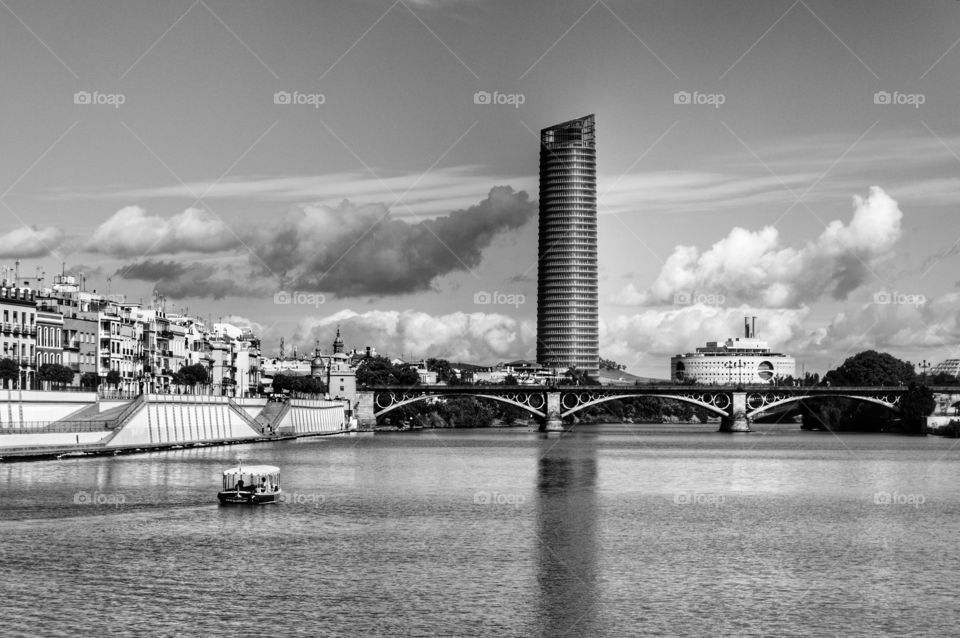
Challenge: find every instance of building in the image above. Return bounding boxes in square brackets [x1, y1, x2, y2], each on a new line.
[0, 285, 37, 388]
[670, 317, 796, 385]
[326, 327, 356, 401]
[930, 359, 960, 380]
[536, 114, 599, 377]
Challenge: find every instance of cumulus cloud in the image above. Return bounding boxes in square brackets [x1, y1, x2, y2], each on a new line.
[0, 225, 65, 258]
[246, 186, 534, 296]
[114, 258, 265, 300]
[618, 186, 903, 308]
[291, 309, 536, 363]
[87, 206, 241, 257]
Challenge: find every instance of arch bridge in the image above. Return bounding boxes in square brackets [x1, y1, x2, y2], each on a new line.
[356, 384, 919, 432]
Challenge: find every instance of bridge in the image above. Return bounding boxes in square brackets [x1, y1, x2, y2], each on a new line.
[354, 384, 958, 432]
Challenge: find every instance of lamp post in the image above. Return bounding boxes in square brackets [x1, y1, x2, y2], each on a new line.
[920, 359, 930, 382]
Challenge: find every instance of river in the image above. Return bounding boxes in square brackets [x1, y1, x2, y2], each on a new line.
[1, 423, 958, 637]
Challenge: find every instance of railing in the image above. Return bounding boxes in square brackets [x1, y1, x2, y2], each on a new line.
[98, 390, 141, 400]
[0, 420, 114, 433]
[111, 394, 146, 430]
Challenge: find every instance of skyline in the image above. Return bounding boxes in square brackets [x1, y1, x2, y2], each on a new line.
[0, 0, 959, 377]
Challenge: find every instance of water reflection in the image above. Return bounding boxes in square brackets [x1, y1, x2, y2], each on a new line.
[536, 436, 599, 637]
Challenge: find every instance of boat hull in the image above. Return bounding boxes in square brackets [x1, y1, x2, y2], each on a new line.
[217, 490, 280, 505]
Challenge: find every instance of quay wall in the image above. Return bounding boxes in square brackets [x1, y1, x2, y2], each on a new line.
[104, 395, 263, 448]
[0, 390, 100, 424]
[276, 399, 349, 435]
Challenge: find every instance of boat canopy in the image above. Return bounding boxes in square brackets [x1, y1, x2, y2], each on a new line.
[223, 465, 279, 476]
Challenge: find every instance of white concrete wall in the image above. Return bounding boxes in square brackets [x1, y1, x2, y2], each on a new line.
[0, 431, 111, 448]
[105, 395, 262, 448]
[0, 390, 101, 424]
[278, 399, 347, 434]
[234, 397, 268, 421]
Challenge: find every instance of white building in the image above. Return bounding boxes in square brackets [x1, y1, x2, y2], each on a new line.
[670, 317, 796, 385]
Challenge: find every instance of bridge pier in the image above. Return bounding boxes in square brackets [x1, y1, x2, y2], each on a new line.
[356, 391, 377, 431]
[719, 392, 751, 432]
[540, 391, 564, 432]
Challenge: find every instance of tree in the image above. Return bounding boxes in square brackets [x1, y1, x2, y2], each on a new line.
[503, 374, 518, 386]
[930, 372, 960, 386]
[0, 358, 18, 388]
[425, 358, 459, 384]
[38, 363, 75, 389]
[564, 367, 600, 386]
[356, 355, 419, 386]
[803, 350, 921, 432]
[105, 369, 122, 388]
[80, 372, 99, 389]
[824, 350, 915, 386]
[272, 373, 326, 396]
[179, 363, 209, 388]
[899, 382, 935, 435]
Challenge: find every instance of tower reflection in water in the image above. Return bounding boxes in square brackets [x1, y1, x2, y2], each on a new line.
[535, 437, 599, 636]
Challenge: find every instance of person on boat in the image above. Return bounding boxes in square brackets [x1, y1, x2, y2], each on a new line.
[235, 478, 245, 492]
[258, 477, 267, 494]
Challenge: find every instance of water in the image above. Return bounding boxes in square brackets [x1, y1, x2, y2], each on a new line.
[2, 424, 959, 637]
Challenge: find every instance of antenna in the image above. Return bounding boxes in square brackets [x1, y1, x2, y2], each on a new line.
[14, 259, 20, 285]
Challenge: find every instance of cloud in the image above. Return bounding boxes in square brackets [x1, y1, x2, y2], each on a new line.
[247, 185, 535, 296]
[0, 225, 65, 258]
[86, 206, 241, 257]
[114, 258, 264, 300]
[292, 308, 536, 363]
[617, 186, 903, 308]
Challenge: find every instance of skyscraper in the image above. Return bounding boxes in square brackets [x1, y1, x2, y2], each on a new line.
[537, 114, 599, 377]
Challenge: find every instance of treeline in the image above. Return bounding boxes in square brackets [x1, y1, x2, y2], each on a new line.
[790, 350, 934, 435]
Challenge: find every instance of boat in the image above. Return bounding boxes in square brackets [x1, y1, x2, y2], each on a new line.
[217, 462, 282, 505]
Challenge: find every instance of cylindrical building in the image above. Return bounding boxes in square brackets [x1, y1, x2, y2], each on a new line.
[537, 115, 599, 377]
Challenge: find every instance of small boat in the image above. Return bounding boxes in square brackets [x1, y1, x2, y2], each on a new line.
[218, 462, 282, 505]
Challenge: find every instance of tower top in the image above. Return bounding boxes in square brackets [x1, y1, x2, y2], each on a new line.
[333, 325, 344, 354]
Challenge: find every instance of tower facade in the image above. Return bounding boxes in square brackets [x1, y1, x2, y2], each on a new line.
[537, 114, 599, 376]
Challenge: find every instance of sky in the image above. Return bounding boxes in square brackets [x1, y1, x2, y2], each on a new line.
[1, 0, 959, 377]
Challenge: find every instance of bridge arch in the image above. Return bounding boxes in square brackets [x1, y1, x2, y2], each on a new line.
[746, 394, 900, 419]
[561, 393, 730, 419]
[373, 392, 547, 419]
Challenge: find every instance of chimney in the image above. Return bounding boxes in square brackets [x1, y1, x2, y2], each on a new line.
[744, 316, 750, 339]
[752, 316, 757, 339]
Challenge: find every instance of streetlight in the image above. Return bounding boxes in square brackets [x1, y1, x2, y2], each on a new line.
[920, 359, 931, 381]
